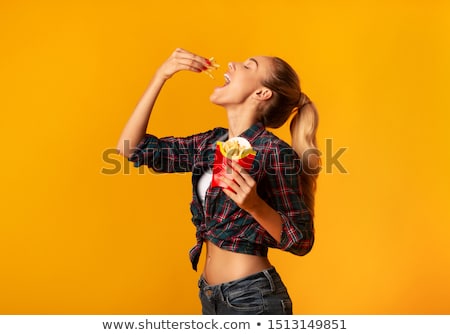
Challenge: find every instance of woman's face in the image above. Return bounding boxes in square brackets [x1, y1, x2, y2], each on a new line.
[209, 55, 273, 107]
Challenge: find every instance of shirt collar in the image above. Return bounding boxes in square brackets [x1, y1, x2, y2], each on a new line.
[235, 122, 265, 143]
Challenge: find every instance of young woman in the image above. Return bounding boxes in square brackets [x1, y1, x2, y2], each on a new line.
[116, 48, 320, 315]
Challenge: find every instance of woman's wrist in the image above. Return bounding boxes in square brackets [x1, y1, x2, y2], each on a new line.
[247, 197, 283, 243]
[153, 68, 170, 84]
[245, 195, 266, 216]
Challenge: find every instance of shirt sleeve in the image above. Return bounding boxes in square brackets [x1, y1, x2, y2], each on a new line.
[261, 143, 315, 256]
[127, 130, 214, 173]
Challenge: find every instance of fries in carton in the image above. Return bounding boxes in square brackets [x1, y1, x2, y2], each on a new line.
[211, 137, 256, 190]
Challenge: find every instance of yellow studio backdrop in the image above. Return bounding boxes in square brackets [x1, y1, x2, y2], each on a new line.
[1, 0, 449, 314]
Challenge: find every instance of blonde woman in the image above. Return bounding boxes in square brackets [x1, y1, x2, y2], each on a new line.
[117, 48, 319, 315]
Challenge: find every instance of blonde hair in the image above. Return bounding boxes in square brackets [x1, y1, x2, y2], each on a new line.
[290, 94, 320, 217]
[260, 57, 320, 217]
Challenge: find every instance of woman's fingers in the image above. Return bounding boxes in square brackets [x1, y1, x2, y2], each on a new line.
[220, 174, 239, 194]
[157, 47, 220, 80]
[173, 48, 209, 72]
[220, 160, 254, 194]
[226, 160, 255, 190]
[157, 48, 210, 79]
[220, 161, 259, 211]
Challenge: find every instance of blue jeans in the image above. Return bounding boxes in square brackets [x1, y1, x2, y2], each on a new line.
[198, 267, 293, 315]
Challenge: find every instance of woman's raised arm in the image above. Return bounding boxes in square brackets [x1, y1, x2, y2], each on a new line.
[116, 48, 210, 158]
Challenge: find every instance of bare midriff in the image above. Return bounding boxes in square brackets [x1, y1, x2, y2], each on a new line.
[202, 240, 272, 286]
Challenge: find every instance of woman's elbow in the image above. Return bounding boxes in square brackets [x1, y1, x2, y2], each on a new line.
[288, 233, 315, 256]
[116, 139, 135, 159]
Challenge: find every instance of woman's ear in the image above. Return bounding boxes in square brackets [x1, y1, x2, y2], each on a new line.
[254, 88, 272, 101]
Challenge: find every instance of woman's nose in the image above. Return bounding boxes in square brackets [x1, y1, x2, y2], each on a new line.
[228, 62, 235, 71]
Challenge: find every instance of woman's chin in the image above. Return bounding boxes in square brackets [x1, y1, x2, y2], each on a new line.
[209, 92, 223, 106]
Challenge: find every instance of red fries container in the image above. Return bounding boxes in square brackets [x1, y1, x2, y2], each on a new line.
[211, 137, 256, 190]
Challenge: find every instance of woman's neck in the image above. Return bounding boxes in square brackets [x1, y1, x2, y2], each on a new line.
[226, 107, 259, 138]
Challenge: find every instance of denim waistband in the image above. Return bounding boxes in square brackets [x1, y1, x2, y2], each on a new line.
[198, 267, 278, 296]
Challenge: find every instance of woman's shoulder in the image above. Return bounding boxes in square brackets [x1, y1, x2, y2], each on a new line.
[254, 130, 301, 173]
[257, 129, 295, 152]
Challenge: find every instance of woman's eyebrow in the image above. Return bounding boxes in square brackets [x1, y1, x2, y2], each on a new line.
[249, 58, 259, 67]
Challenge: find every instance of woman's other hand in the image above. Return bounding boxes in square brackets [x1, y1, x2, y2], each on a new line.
[220, 160, 262, 214]
[155, 48, 210, 81]
[221, 160, 284, 243]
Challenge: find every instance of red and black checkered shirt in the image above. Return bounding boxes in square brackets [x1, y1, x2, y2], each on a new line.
[128, 122, 314, 271]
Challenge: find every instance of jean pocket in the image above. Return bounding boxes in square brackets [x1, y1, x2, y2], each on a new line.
[225, 288, 264, 314]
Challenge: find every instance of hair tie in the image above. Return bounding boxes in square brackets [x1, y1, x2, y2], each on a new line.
[300, 101, 312, 110]
[299, 93, 312, 109]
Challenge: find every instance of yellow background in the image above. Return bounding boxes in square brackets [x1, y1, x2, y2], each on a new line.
[1, 0, 449, 314]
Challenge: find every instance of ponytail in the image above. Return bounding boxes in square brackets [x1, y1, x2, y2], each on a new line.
[290, 93, 320, 217]
[259, 57, 320, 217]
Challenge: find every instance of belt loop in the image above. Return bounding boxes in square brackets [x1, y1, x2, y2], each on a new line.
[263, 268, 275, 292]
[198, 275, 207, 289]
[218, 283, 226, 302]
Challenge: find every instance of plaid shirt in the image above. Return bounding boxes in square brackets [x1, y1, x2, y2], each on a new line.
[128, 122, 314, 271]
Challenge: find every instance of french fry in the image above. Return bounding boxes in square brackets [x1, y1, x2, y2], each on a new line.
[221, 138, 255, 159]
[204, 57, 220, 79]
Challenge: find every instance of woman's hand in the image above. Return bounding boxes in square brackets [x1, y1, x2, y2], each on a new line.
[220, 160, 263, 214]
[155, 48, 210, 81]
[220, 160, 284, 243]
